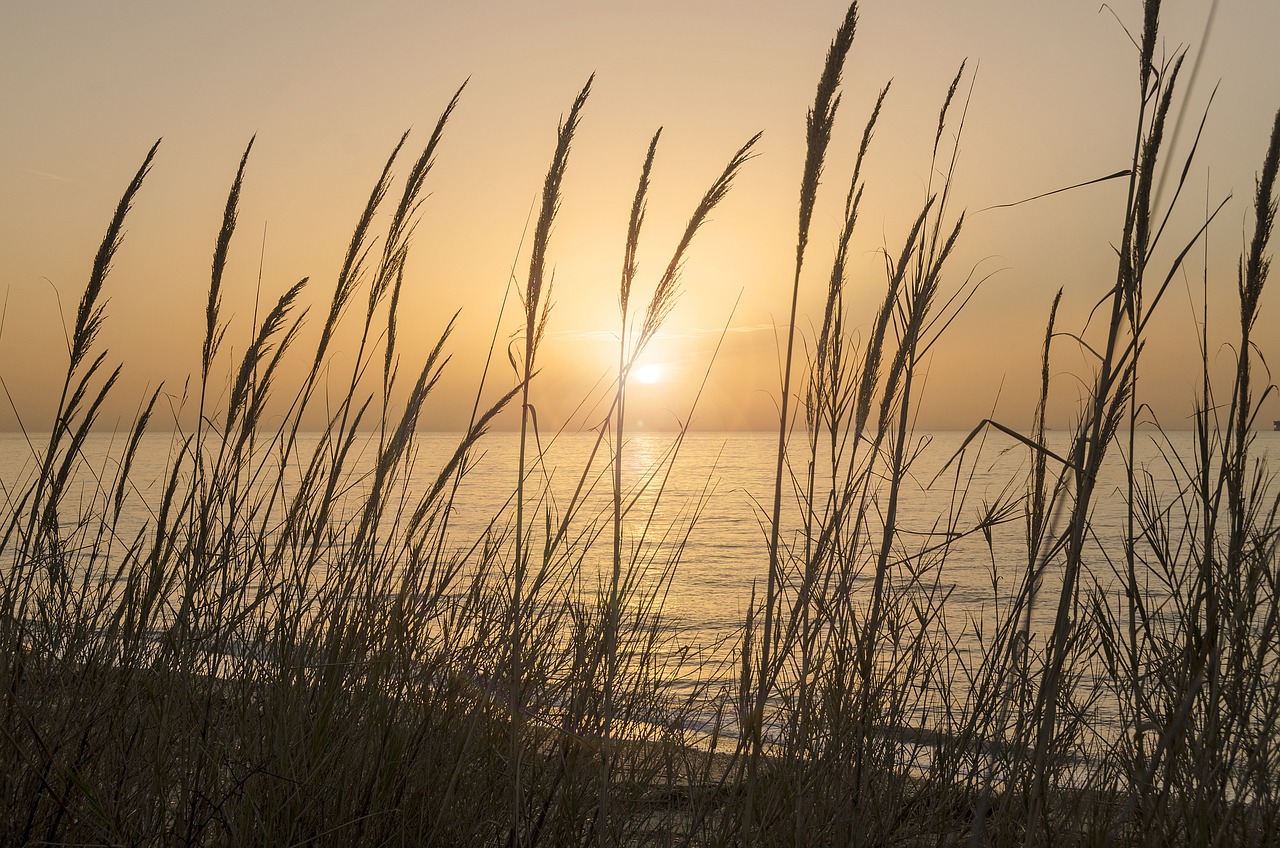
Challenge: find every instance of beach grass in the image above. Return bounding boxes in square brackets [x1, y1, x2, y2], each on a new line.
[3, 1, 1279, 845]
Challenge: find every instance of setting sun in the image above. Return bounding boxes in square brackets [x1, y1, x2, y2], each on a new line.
[634, 363, 663, 384]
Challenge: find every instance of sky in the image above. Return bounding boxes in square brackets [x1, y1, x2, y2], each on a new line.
[2, 1, 1279, 434]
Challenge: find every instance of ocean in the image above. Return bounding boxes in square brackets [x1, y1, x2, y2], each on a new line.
[6, 427, 1274, 659]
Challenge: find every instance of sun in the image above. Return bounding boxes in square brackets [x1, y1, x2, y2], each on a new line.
[634, 363, 663, 384]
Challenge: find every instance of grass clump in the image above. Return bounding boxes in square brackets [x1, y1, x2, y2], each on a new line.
[2, 1, 1278, 845]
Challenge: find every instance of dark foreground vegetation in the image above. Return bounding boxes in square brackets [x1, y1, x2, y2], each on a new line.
[3, 1, 1279, 845]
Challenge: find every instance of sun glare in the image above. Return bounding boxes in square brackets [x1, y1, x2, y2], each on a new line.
[634, 363, 663, 384]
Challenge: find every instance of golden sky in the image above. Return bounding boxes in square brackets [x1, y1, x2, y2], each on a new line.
[2, 1, 1278, 433]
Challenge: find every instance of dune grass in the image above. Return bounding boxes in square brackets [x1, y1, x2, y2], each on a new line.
[3, 1, 1279, 845]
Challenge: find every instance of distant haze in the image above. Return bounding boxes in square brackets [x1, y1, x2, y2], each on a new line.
[2, 1, 1278, 433]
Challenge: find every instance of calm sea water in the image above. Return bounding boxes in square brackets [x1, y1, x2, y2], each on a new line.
[4, 428, 1277, 706]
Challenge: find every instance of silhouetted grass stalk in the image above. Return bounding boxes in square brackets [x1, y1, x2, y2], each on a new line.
[510, 76, 591, 845]
[751, 3, 858, 833]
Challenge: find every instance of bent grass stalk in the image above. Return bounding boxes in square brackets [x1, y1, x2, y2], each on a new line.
[602, 129, 758, 845]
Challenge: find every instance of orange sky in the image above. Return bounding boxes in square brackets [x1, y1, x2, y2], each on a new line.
[2, 1, 1278, 434]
